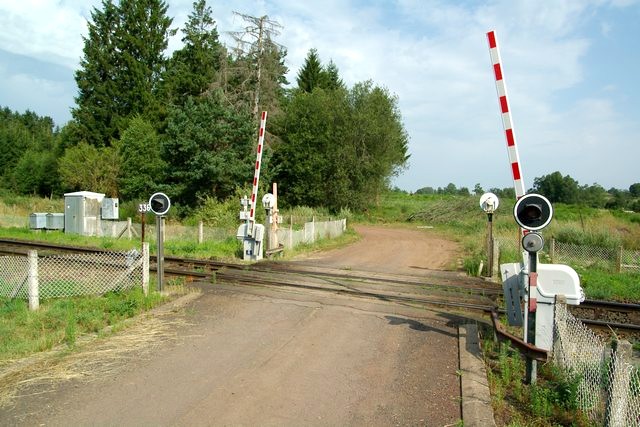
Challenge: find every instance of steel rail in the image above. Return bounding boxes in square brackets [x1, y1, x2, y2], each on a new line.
[3, 238, 640, 330]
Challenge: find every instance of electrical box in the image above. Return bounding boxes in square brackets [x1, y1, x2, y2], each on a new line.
[536, 263, 584, 305]
[29, 213, 47, 229]
[236, 223, 264, 261]
[101, 198, 119, 220]
[46, 213, 64, 230]
[64, 191, 105, 236]
[500, 262, 524, 326]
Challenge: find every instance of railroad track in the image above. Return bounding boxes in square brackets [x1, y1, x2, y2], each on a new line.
[2, 238, 639, 335]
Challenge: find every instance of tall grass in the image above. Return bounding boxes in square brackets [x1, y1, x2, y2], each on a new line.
[483, 338, 592, 426]
[0, 287, 165, 362]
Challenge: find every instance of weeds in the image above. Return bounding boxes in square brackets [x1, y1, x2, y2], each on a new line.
[482, 338, 593, 426]
[0, 287, 165, 362]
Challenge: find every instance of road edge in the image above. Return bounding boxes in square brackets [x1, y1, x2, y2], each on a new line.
[459, 323, 497, 427]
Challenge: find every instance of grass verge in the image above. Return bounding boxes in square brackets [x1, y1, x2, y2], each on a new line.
[0, 285, 168, 364]
[482, 337, 595, 426]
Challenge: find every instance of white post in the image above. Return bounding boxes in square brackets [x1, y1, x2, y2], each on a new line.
[606, 340, 633, 426]
[127, 217, 133, 240]
[28, 250, 39, 311]
[198, 221, 204, 244]
[142, 242, 149, 296]
[289, 216, 293, 248]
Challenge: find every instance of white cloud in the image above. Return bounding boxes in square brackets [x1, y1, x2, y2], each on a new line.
[0, 0, 638, 190]
[0, 0, 96, 70]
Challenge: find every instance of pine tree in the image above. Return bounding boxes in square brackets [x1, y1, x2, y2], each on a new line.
[322, 60, 344, 90]
[162, 0, 225, 107]
[296, 49, 323, 93]
[72, 0, 173, 147]
[162, 92, 255, 207]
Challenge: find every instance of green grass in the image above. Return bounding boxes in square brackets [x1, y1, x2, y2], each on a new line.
[577, 269, 640, 302]
[0, 287, 165, 362]
[483, 339, 594, 426]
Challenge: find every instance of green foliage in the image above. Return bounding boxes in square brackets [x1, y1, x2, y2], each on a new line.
[10, 149, 59, 196]
[297, 48, 324, 92]
[274, 80, 409, 212]
[296, 50, 344, 93]
[161, 0, 224, 110]
[0, 107, 59, 196]
[57, 141, 120, 196]
[162, 93, 255, 208]
[532, 171, 580, 204]
[72, 0, 174, 147]
[189, 188, 251, 229]
[116, 116, 165, 201]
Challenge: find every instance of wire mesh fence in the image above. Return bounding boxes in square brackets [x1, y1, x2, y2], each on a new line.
[552, 301, 640, 424]
[277, 219, 347, 249]
[553, 240, 640, 273]
[0, 247, 148, 306]
[497, 237, 640, 273]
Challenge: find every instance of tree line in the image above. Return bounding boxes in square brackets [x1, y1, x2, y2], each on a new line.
[0, 0, 409, 215]
[414, 172, 640, 212]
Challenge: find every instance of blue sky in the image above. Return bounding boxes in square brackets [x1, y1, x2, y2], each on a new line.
[0, 0, 638, 193]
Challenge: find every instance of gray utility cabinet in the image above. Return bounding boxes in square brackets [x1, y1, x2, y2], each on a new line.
[29, 213, 47, 229]
[64, 191, 105, 236]
[46, 213, 64, 230]
[101, 198, 119, 220]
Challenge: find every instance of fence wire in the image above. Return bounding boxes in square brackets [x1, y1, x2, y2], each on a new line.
[0, 256, 29, 298]
[553, 303, 640, 425]
[497, 238, 640, 273]
[0, 251, 144, 300]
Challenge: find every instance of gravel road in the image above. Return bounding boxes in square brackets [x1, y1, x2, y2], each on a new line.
[1, 225, 464, 426]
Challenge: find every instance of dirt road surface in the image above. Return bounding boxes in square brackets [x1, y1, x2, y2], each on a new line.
[1, 226, 465, 426]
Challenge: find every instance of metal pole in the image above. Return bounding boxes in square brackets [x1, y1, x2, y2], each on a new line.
[157, 216, 164, 292]
[486, 212, 494, 277]
[526, 250, 538, 383]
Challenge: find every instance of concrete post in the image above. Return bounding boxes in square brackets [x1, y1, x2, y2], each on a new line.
[198, 221, 204, 244]
[606, 340, 633, 426]
[142, 242, 149, 296]
[616, 246, 623, 273]
[127, 217, 133, 240]
[27, 250, 39, 311]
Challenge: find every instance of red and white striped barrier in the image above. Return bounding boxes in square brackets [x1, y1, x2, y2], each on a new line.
[249, 111, 268, 231]
[487, 30, 526, 200]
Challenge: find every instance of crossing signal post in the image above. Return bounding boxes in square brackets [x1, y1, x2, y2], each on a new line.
[149, 192, 171, 292]
[513, 193, 553, 384]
